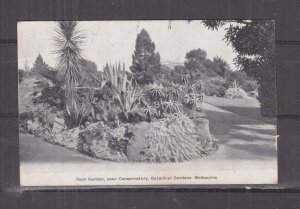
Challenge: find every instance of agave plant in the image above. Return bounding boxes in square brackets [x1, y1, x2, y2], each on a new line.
[103, 62, 127, 95]
[103, 63, 139, 121]
[53, 21, 85, 88]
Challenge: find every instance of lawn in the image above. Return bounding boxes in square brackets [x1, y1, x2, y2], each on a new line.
[203, 96, 276, 124]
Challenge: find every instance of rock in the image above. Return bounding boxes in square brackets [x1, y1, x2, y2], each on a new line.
[79, 122, 128, 161]
[52, 127, 81, 150]
[193, 118, 212, 143]
[185, 108, 206, 119]
[49, 122, 129, 161]
[26, 119, 41, 134]
[126, 122, 151, 162]
[52, 117, 66, 135]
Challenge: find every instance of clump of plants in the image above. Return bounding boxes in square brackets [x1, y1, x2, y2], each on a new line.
[140, 113, 218, 162]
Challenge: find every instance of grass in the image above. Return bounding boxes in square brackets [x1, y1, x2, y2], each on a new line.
[204, 96, 276, 124]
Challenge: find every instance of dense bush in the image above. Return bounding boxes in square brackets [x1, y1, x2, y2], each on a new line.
[224, 70, 258, 92]
[201, 77, 226, 97]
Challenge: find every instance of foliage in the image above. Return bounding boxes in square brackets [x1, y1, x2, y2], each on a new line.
[53, 21, 85, 87]
[201, 77, 226, 97]
[184, 48, 208, 80]
[53, 21, 92, 127]
[32, 54, 49, 75]
[65, 94, 93, 127]
[202, 20, 276, 117]
[18, 69, 32, 83]
[224, 70, 258, 92]
[102, 63, 139, 122]
[160, 101, 180, 114]
[103, 62, 128, 98]
[130, 29, 161, 84]
[211, 56, 230, 77]
[182, 81, 205, 110]
[145, 83, 165, 102]
[78, 59, 102, 87]
[32, 85, 65, 109]
[136, 80, 205, 121]
[140, 113, 217, 162]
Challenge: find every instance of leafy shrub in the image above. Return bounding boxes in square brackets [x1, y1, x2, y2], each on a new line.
[32, 85, 65, 110]
[224, 80, 249, 99]
[202, 77, 226, 96]
[224, 70, 258, 92]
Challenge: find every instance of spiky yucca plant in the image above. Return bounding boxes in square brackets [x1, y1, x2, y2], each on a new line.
[53, 21, 90, 127]
[53, 21, 85, 88]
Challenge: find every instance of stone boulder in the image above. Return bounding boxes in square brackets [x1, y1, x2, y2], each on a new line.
[193, 118, 212, 143]
[52, 117, 66, 135]
[126, 122, 151, 162]
[50, 122, 129, 162]
[51, 127, 81, 150]
[25, 118, 43, 136]
[78, 122, 128, 161]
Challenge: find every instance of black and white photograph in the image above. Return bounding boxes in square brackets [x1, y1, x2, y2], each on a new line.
[18, 20, 277, 186]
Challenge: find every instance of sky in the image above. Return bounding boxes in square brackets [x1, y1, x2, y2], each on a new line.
[18, 20, 237, 71]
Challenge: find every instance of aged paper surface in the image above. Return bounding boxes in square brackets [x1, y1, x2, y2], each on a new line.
[18, 21, 277, 186]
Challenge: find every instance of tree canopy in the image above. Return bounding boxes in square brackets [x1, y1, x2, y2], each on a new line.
[32, 54, 48, 73]
[202, 20, 276, 117]
[130, 29, 161, 84]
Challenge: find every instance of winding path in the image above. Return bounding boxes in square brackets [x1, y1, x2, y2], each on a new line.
[197, 103, 277, 170]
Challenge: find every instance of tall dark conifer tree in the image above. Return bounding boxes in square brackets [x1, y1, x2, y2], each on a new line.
[32, 54, 48, 73]
[130, 29, 161, 84]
